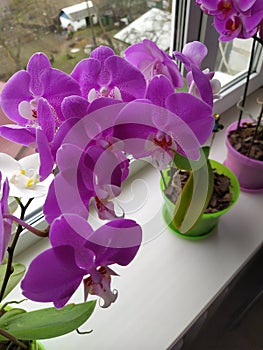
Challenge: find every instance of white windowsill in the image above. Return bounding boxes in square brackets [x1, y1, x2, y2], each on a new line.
[8, 88, 263, 349]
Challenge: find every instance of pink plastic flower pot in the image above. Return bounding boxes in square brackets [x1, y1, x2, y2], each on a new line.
[224, 119, 263, 192]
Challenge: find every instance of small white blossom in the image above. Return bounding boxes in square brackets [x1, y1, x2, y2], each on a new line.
[0, 153, 52, 198]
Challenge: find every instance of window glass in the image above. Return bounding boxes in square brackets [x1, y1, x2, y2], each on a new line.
[0, 0, 173, 81]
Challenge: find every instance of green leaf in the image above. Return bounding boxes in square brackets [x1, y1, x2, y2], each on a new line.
[0, 301, 96, 341]
[0, 308, 26, 323]
[173, 146, 210, 171]
[0, 263, 26, 299]
[173, 157, 214, 233]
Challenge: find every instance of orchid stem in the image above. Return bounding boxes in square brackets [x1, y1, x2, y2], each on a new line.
[4, 214, 48, 238]
[237, 36, 257, 129]
[247, 103, 263, 157]
[0, 198, 34, 302]
[0, 328, 27, 349]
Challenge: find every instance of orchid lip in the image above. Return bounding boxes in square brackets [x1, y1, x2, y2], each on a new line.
[10, 168, 40, 189]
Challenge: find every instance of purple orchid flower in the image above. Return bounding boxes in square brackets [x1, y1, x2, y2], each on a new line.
[70, 46, 146, 103]
[113, 77, 214, 170]
[0, 172, 12, 263]
[124, 38, 184, 88]
[174, 41, 221, 106]
[196, 0, 263, 41]
[21, 214, 142, 308]
[0, 52, 81, 125]
[44, 102, 129, 224]
[44, 140, 128, 224]
[0, 52, 81, 179]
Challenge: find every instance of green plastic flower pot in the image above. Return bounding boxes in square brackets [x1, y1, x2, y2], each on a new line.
[160, 160, 240, 240]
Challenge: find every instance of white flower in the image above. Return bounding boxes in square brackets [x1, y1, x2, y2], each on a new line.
[0, 153, 52, 198]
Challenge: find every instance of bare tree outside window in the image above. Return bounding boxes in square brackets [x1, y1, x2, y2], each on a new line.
[0, 0, 170, 80]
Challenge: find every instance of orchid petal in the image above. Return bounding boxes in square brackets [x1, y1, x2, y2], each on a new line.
[50, 214, 93, 248]
[0, 153, 51, 198]
[21, 246, 85, 308]
[49, 214, 95, 270]
[40, 68, 81, 121]
[238, 0, 257, 12]
[84, 266, 118, 308]
[183, 41, 208, 65]
[90, 45, 115, 61]
[0, 178, 11, 263]
[87, 97, 122, 114]
[125, 39, 183, 88]
[26, 52, 51, 96]
[43, 171, 90, 225]
[0, 153, 22, 177]
[0, 125, 36, 146]
[146, 75, 174, 107]
[106, 56, 146, 101]
[85, 219, 142, 265]
[191, 65, 213, 107]
[36, 128, 54, 181]
[61, 95, 89, 120]
[0, 71, 32, 124]
[71, 58, 102, 98]
[37, 98, 56, 142]
[165, 92, 214, 146]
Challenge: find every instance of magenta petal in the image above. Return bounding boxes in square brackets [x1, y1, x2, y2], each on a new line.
[0, 210, 11, 263]
[124, 39, 183, 88]
[41, 68, 81, 121]
[191, 66, 213, 107]
[87, 146, 123, 189]
[214, 16, 242, 41]
[37, 98, 55, 142]
[85, 219, 142, 266]
[0, 125, 36, 146]
[43, 171, 90, 224]
[106, 56, 146, 100]
[124, 42, 156, 75]
[50, 214, 95, 270]
[90, 45, 115, 61]
[36, 128, 54, 181]
[21, 246, 85, 308]
[27, 52, 51, 96]
[237, 0, 257, 12]
[0, 71, 31, 124]
[183, 41, 208, 66]
[0, 179, 11, 263]
[87, 97, 122, 114]
[71, 58, 101, 98]
[1, 179, 10, 215]
[61, 95, 89, 120]
[197, 0, 219, 11]
[50, 214, 93, 248]
[51, 118, 79, 158]
[146, 75, 174, 107]
[43, 180, 63, 224]
[166, 92, 214, 145]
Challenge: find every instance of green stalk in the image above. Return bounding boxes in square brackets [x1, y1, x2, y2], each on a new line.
[0, 198, 33, 303]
